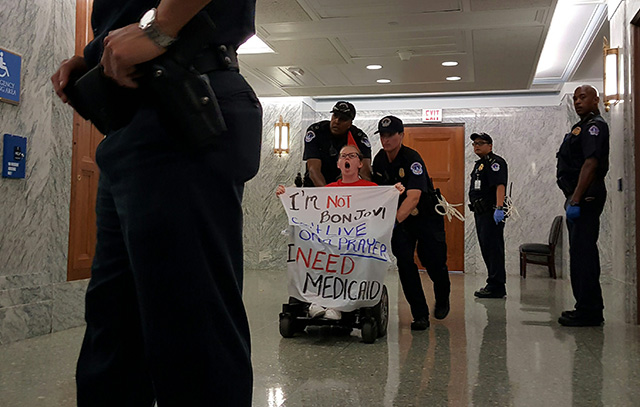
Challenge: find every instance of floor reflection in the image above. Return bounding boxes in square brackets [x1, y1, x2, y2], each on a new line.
[472, 299, 512, 407]
[1, 272, 640, 407]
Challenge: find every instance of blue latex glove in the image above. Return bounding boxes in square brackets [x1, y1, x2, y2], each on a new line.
[493, 209, 505, 224]
[566, 205, 581, 222]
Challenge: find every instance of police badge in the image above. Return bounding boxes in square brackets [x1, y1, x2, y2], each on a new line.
[305, 131, 316, 142]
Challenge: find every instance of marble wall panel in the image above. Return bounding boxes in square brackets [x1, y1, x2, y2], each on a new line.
[243, 101, 305, 270]
[0, 0, 78, 343]
[0, 285, 53, 309]
[52, 280, 88, 333]
[0, 302, 52, 345]
[606, 0, 639, 323]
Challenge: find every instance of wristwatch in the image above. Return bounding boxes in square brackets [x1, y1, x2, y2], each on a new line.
[569, 200, 580, 206]
[139, 8, 177, 48]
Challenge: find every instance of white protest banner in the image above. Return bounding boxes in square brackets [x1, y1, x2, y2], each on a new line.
[279, 186, 399, 312]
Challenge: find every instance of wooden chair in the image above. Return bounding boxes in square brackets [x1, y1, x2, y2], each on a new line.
[519, 215, 563, 279]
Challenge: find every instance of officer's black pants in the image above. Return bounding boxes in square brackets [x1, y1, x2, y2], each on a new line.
[474, 211, 506, 292]
[391, 215, 451, 319]
[75, 70, 262, 407]
[566, 192, 606, 318]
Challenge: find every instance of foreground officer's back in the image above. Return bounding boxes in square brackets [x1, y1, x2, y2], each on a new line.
[53, 1, 261, 405]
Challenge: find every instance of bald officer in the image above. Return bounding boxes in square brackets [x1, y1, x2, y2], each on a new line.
[556, 85, 609, 327]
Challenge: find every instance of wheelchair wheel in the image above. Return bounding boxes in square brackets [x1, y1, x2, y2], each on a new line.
[361, 319, 378, 344]
[279, 314, 295, 338]
[373, 285, 389, 338]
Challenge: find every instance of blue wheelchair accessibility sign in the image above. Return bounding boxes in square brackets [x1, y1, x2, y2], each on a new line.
[0, 47, 21, 105]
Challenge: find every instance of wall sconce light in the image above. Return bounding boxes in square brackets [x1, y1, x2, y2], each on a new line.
[603, 37, 620, 112]
[274, 115, 290, 156]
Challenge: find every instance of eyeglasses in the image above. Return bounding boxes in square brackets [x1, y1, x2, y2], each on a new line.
[339, 152, 360, 159]
[471, 141, 489, 146]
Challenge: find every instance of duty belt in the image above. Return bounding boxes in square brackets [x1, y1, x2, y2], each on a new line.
[192, 45, 239, 73]
[468, 198, 493, 214]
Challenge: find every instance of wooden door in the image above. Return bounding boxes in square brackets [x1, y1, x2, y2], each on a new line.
[404, 125, 465, 272]
[67, 0, 101, 281]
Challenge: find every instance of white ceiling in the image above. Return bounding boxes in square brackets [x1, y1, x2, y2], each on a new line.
[239, 0, 609, 97]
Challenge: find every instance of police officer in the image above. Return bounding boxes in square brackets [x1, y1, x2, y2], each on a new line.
[52, 1, 260, 405]
[556, 85, 609, 327]
[372, 116, 451, 330]
[303, 101, 372, 186]
[469, 132, 508, 298]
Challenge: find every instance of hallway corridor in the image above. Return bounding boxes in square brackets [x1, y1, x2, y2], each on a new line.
[1, 269, 639, 406]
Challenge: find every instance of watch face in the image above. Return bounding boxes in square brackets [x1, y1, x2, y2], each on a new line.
[139, 8, 156, 30]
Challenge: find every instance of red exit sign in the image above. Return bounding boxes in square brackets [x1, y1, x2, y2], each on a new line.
[422, 109, 442, 122]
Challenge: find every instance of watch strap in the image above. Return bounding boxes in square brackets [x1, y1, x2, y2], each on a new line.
[143, 23, 177, 48]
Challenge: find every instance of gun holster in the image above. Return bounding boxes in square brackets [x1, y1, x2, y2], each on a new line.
[64, 65, 140, 135]
[469, 198, 492, 214]
[556, 176, 576, 197]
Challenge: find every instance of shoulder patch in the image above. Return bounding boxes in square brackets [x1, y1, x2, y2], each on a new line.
[491, 163, 500, 172]
[588, 125, 600, 136]
[410, 162, 423, 175]
[361, 135, 371, 148]
[305, 131, 316, 143]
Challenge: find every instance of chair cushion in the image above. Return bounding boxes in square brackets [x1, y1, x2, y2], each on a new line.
[519, 243, 552, 255]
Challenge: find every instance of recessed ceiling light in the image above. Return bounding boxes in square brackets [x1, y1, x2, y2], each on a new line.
[446, 76, 461, 81]
[287, 67, 305, 76]
[377, 79, 391, 84]
[367, 64, 383, 70]
[237, 35, 275, 54]
[442, 61, 459, 67]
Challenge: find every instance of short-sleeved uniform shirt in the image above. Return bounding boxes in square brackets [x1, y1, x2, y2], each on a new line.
[372, 145, 435, 218]
[303, 121, 371, 185]
[85, 0, 256, 68]
[326, 179, 377, 187]
[469, 152, 508, 206]
[556, 112, 610, 195]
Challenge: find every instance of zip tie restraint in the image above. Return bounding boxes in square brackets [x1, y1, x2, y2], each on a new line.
[435, 194, 465, 222]
[504, 195, 519, 220]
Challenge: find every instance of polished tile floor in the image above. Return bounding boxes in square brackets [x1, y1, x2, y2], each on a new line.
[1, 269, 640, 406]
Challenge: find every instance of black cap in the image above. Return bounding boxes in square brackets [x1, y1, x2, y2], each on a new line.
[331, 101, 356, 120]
[375, 115, 404, 134]
[470, 132, 493, 144]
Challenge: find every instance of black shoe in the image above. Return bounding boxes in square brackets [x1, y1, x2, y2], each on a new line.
[561, 309, 578, 318]
[411, 317, 430, 330]
[558, 314, 604, 327]
[474, 287, 506, 299]
[434, 300, 450, 320]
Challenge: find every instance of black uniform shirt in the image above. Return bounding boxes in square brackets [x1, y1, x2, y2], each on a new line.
[372, 145, 436, 216]
[303, 121, 371, 184]
[468, 152, 508, 205]
[556, 112, 610, 194]
[85, 0, 257, 68]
